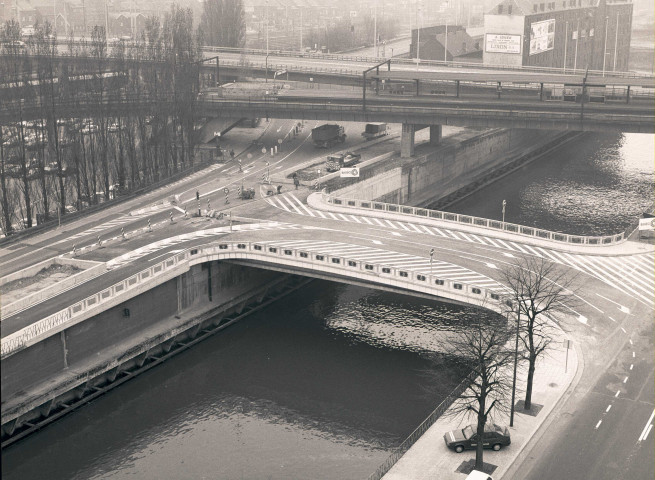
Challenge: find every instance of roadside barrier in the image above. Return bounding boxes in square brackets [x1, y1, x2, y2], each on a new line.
[1, 241, 511, 359]
[321, 193, 627, 246]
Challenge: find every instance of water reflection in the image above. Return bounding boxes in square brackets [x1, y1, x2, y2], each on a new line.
[439, 133, 654, 235]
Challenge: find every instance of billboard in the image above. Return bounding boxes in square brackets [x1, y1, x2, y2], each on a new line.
[485, 34, 522, 54]
[529, 19, 555, 55]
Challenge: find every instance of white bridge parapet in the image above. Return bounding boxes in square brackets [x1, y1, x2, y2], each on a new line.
[1, 240, 510, 359]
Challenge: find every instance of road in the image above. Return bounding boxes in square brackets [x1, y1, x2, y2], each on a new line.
[1, 120, 653, 479]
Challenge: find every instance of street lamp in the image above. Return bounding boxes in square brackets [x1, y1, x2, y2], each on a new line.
[510, 304, 521, 427]
[265, 0, 269, 82]
[563, 21, 568, 72]
[602, 16, 609, 76]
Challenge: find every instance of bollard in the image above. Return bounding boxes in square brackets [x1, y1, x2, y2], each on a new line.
[197, 201, 201, 217]
[230, 211, 233, 231]
[237, 185, 242, 198]
[121, 227, 125, 239]
[72, 245, 76, 256]
[270, 147, 274, 156]
[97, 235, 102, 246]
[184, 206, 188, 219]
[170, 212, 174, 223]
[274, 145, 278, 154]
[148, 219, 151, 232]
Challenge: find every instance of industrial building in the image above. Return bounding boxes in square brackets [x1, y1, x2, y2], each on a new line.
[409, 25, 483, 62]
[483, 0, 633, 71]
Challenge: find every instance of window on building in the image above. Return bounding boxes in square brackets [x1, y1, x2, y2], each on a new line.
[508, 5, 512, 13]
[540, 3, 545, 11]
[462, 42, 467, 52]
[533, 4, 538, 11]
[563, 1, 566, 6]
[498, 4, 503, 13]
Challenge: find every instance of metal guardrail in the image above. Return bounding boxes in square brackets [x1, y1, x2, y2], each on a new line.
[322, 193, 627, 246]
[367, 374, 473, 480]
[1, 240, 509, 358]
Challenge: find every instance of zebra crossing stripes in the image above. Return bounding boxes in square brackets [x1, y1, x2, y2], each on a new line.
[65, 211, 156, 242]
[263, 193, 653, 304]
[262, 239, 505, 290]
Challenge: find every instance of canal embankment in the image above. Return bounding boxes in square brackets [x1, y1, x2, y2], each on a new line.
[1, 260, 306, 447]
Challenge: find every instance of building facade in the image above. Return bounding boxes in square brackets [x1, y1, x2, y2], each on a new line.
[483, 0, 633, 71]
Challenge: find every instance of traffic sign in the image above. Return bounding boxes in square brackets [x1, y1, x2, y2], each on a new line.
[261, 147, 266, 153]
[429, 248, 434, 256]
[223, 187, 229, 194]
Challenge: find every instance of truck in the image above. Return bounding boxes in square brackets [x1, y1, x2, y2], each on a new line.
[311, 124, 346, 148]
[362, 122, 388, 140]
[325, 152, 361, 172]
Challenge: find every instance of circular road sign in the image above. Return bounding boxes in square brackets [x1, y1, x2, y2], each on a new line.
[261, 147, 266, 154]
[247, 153, 252, 159]
[223, 187, 229, 194]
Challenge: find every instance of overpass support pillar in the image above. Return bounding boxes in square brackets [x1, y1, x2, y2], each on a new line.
[429, 125, 442, 145]
[401, 123, 416, 158]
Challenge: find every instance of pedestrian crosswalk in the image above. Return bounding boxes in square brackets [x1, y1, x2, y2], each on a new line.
[260, 239, 506, 291]
[264, 192, 654, 307]
[64, 209, 160, 243]
[106, 222, 308, 270]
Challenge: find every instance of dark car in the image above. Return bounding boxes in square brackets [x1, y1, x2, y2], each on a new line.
[444, 424, 511, 453]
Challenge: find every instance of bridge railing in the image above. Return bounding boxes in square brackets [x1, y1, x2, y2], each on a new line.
[1, 241, 510, 359]
[199, 46, 653, 80]
[322, 193, 627, 246]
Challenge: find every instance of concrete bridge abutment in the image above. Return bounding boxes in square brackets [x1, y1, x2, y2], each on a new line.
[401, 124, 443, 157]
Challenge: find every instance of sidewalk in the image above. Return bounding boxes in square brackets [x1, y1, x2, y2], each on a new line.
[383, 322, 580, 480]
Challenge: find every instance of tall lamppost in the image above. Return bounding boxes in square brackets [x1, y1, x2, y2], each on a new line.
[510, 304, 521, 427]
[563, 21, 568, 72]
[265, 0, 270, 82]
[573, 17, 580, 72]
[613, 13, 619, 71]
[602, 16, 609, 76]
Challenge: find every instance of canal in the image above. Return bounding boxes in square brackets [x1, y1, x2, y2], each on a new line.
[2, 132, 652, 479]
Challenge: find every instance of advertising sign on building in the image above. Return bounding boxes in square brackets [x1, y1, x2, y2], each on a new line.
[485, 34, 522, 54]
[529, 19, 555, 55]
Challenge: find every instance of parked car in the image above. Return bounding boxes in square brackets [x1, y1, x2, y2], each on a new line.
[444, 424, 510, 453]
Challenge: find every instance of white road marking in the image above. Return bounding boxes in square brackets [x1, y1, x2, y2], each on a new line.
[606, 405, 612, 413]
[596, 293, 630, 313]
[630, 364, 634, 370]
[615, 390, 621, 398]
[623, 376, 628, 383]
[609, 316, 616, 322]
[638, 410, 655, 442]
[595, 420, 602, 429]
[620, 327, 626, 333]
[629, 339, 633, 345]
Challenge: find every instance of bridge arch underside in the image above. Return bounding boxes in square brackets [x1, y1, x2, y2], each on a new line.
[223, 259, 473, 308]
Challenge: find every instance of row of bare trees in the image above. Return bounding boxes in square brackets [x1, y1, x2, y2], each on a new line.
[433, 255, 578, 470]
[0, 5, 203, 234]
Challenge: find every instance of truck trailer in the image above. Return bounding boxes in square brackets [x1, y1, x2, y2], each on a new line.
[311, 124, 346, 148]
[362, 123, 388, 140]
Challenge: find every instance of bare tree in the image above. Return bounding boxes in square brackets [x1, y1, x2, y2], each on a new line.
[501, 255, 579, 410]
[199, 0, 245, 48]
[438, 308, 516, 471]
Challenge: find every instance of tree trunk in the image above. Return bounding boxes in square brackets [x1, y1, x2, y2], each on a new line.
[525, 358, 536, 410]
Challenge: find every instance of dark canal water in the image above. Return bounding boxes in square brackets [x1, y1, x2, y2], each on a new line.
[2, 133, 652, 479]
[436, 133, 654, 236]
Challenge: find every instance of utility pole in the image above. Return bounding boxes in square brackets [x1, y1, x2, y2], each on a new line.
[299, 8, 303, 51]
[265, 0, 269, 82]
[416, 3, 421, 70]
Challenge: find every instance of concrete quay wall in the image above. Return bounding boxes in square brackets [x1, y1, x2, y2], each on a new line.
[1, 262, 290, 438]
[329, 129, 567, 206]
